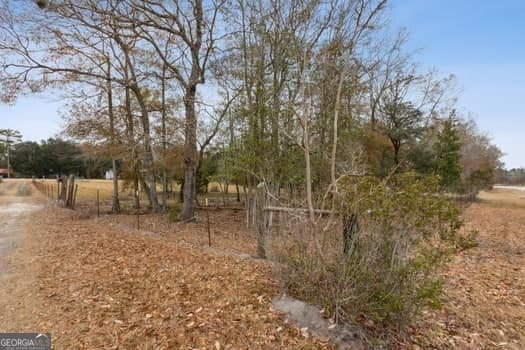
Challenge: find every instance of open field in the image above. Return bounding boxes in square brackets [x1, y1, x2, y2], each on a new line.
[34, 178, 243, 212]
[412, 188, 525, 349]
[478, 186, 525, 209]
[1, 180, 524, 348]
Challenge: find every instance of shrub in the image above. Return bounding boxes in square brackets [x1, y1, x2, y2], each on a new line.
[455, 228, 479, 251]
[272, 173, 463, 341]
[167, 205, 181, 222]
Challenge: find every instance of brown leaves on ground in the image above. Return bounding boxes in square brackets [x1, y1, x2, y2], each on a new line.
[96, 207, 259, 257]
[1, 207, 329, 349]
[2, 187, 525, 349]
[412, 202, 525, 349]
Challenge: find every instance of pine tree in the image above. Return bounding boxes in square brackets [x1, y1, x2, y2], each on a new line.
[434, 111, 462, 191]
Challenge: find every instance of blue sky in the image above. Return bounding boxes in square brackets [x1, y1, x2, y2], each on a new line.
[388, 0, 525, 169]
[0, 0, 524, 168]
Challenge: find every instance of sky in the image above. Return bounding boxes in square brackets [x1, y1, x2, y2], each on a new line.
[0, 0, 524, 169]
[388, 0, 525, 169]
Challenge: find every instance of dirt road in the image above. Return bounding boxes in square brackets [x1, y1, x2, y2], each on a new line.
[0, 180, 47, 334]
[0, 180, 43, 272]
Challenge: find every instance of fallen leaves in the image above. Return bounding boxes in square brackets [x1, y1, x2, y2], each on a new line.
[0, 206, 330, 349]
[412, 203, 525, 349]
[2, 190, 524, 349]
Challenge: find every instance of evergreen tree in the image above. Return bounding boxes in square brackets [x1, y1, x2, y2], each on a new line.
[434, 111, 462, 191]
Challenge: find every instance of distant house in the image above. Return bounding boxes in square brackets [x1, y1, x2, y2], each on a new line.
[0, 168, 11, 178]
[105, 169, 113, 180]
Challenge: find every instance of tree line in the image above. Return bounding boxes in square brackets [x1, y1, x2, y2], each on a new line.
[0, 0, 501, 217]
[0, 134, 111, 178]
[497, 168, 525, 185]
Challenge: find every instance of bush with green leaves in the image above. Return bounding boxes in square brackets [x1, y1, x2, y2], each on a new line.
[273, 173, 465, 339]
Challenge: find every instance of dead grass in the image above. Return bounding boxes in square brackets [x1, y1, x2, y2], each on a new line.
[34, 179, 242, 213]
[478, 188, 525, 209]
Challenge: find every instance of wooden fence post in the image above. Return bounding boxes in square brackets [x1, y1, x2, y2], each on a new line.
[97, 188, 100, 217]
[72, 184, 78, 209]
[66, 175, 75, 208]
[59, 175, 67, 204]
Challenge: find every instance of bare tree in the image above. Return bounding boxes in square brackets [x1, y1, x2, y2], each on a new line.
[119, 0, 225, 220]
[0, 129, 22, 178]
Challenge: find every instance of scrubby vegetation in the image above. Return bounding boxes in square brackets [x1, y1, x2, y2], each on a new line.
[272, 173, 471, 343]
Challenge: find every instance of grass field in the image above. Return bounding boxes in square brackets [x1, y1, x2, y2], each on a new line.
[34, 178, 243, 212]
[478, 186, 525, 208]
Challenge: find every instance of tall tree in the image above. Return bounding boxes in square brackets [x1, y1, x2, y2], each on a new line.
[434, 111, 462, 190]
[380, 101, 423, 165]
[0, 129, 22, 178]
[10, 141, 42, 177]
[122, 0, 224, 220]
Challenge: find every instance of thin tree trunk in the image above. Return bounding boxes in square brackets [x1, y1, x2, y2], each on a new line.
[181, 85, 198, 220]
[111, 159, 119, 212]
[123, 42, 160, 212]
[161, 63, 168, 211]
[106, 57, 120, 213]
[130, 86, 160, 212]
[124, 59, 139, 210]
[301, 67, 315, 223]
[343, 213, 359, 255]
[132, 160, 140, 209]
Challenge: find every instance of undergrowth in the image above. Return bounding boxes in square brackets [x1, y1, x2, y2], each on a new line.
[272, 173, 472, 345]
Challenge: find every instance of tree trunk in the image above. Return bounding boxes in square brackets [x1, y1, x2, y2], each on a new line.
[161, 63, 168, 211]
[106, 59, 120, 213]
[180, 85, 198, 220]
[393, 139, 401, 166]
[124, 60, 139, 210]
[124, 41, 160, 213]
[141, 177, 153, 208]
[343, 213, 360, 255]
[255, 185, 267, 258]
[111, 159, 120, 213]
[162, 169, 168, 210]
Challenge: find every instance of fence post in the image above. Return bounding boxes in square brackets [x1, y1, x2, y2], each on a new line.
[206, 198, 211, 247]
[72, 184, 78, 210]
[59, 175, 67, 203]
[97, 187, 100, 217]
[66, 175, 75, 208]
